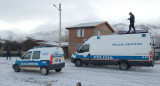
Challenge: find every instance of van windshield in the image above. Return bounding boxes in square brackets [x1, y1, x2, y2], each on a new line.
[23, 52, 32, 59]
[79, 44, 89, 53]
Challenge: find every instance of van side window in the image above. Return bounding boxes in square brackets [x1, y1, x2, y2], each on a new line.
[79, 44, 89, 53]
[23, 52, 32, 59]
[32, 51, 40, 59]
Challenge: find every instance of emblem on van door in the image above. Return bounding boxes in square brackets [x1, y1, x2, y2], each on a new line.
[42, 61, 46, 63]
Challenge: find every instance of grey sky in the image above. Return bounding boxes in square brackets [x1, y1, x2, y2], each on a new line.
[0, 0, 160, 34]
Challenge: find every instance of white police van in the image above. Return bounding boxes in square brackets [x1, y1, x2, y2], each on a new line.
[13, 47, 65, 75]
[71, 33, 154, 70]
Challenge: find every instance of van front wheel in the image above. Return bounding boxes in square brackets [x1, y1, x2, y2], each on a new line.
[40, 67, 49, 75]
[13, 65, 20, 72]
[119, 62, 129, 70]
[75, 60, 82, 67]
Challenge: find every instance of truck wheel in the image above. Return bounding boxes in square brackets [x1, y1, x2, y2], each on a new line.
[40, 67, 49, 75]
[119, 62, 129, 70]
[55, 69, 62, 72]
[85, 64, 88, 65]
[13, 65, 20, 72]
[75, 60, 82, 67]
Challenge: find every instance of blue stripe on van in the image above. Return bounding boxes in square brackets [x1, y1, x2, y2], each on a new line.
[73, 53, 149, 61]
[16, 60, 50, 67]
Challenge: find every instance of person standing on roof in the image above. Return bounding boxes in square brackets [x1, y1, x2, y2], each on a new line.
[127, 12, 136, 33]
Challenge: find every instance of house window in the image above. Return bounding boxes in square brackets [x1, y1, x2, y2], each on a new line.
[77, 29, 84, 37]
[98, 29, 101, 36]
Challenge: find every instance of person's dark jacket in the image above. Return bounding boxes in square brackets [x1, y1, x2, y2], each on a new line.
[130, 14, 135, 23]
[7, 49, 10, 54]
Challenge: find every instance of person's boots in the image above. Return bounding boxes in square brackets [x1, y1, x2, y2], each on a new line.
[134, 28, 136, 33]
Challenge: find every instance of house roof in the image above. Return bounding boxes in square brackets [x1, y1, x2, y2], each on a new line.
[66, 21, 115, 33]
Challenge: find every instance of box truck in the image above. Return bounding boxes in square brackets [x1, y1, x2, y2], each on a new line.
[71, 33, 154, 70]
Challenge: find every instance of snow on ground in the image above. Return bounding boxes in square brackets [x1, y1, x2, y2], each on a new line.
[0, 57, 160, 86]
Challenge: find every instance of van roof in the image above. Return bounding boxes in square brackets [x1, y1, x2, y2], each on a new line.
[28, 47, 60, 51]
[87, 33, 150, 42]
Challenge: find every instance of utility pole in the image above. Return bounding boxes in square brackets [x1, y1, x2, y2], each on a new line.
[53, 3, 62, 47]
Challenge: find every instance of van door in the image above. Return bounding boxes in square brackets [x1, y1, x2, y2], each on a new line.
[20, 51, 32, 68]
[77, 44, 90, 64]
[52, 50, 64, 64]
[31, 51, 41, 68]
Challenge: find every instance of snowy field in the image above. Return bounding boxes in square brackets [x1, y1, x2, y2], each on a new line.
[0, 57, 160, 86]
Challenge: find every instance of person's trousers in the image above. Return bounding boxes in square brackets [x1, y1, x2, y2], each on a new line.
[6, 54, 11, 60]
[128, 22, 136, 33]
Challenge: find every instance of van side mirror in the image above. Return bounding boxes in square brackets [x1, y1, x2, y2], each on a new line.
[77, 48, 82, 53]
[77, 49, 80, 53]
[78, 49, 83, 53]
[20, 57, 24, 59]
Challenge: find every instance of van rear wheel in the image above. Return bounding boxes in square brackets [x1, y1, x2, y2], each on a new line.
[119, 62, 129, 70]
[75, 60, 82, 67]
[40, 67, 49, 75]
[55, 69, 62, 72]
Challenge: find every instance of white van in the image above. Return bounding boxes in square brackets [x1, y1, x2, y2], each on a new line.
[71, 33, 154, 70]
[13, 47, 65, 75]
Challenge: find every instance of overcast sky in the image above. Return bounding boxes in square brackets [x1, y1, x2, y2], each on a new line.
[0, 0, 160, 34]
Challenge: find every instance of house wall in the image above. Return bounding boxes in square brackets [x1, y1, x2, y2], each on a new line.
[94, 24, 113, 36]
[69, 28, 93, 43]
[62, 47, 69, 59]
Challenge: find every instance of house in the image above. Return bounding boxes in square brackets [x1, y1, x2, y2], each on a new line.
[66, 21, 115, 57]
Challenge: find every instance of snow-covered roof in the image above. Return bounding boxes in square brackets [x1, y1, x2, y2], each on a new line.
[66, 21, 107, 29]
[66, 21, 115, 33]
